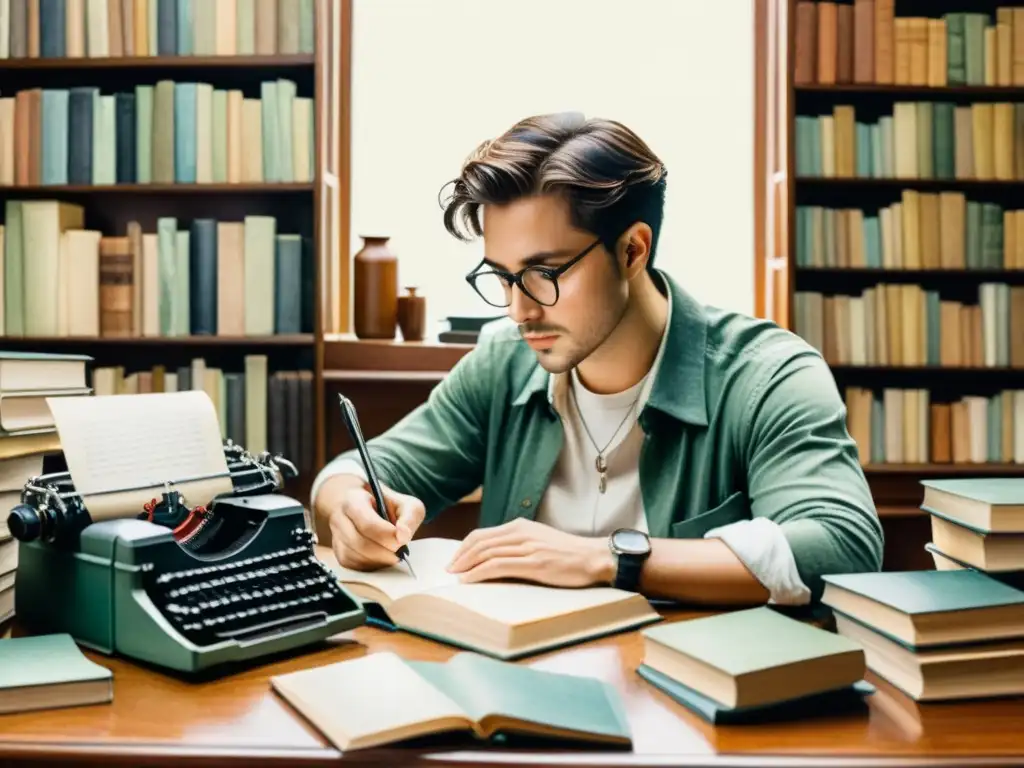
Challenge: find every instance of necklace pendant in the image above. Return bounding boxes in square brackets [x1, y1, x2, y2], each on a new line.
[595, 455, 607, 473]
[598, 472, 607, 494]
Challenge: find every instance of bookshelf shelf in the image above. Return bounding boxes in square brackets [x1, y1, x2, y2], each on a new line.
[864, 463, 1023, 475]
[797, 267, 1021, 277]
[796, 84, 1024, 94]
[795, 178, 1024, 188]
[756, 0, 1024, 540]
[0, 55, 315, 71]
[0, 184, 314, 195]
[0, 335, 315, 346]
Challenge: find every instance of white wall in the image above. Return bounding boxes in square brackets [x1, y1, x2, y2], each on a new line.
[349, 0, 755, 333]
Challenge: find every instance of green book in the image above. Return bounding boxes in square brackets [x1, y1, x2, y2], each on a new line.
[921, 477, 1024, 533]
[822, 570, 1024, 649]
[945, 13, 966, 84]
[0, 634, 112, 715]
[964, 13, 987, 85]
[276, 79, 297, 182]
[639, 606, 865, 710]
[932, 102, 955, 179]
[157, 217, 177, 336]
[92, 94, 116, 185]
[260, 81, 280, 182]
[135, 85, 154, 183]
[212, 89, 227, 183]
[270, 650, 631, 751]
[298, 0, 314, 53]
[637, 663, 873, 725]
[236, 0, 255, 55]
[174, 230, 191, 335]
[916, 102, 933, 178]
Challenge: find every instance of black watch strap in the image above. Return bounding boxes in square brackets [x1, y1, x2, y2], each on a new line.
[613, 553, 644, 592]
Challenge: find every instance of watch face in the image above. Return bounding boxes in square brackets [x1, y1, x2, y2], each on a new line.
[612, 528, 650, 556]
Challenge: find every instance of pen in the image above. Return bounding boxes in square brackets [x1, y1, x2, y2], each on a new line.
[337, 393, 416, 578]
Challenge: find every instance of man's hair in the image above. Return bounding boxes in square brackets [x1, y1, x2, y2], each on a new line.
[439, 112, 667, 269]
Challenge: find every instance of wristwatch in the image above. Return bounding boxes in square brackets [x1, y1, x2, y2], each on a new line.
[608, 528, 651, 592]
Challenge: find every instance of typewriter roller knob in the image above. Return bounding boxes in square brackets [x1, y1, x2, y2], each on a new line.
[7, 503, 42, 542]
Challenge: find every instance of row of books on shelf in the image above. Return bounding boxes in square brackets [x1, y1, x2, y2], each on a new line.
[795, 192, 1024, 270]
[844, 386, 1024, 466]
[0, 78, 312, 187]
[0, 0, 315, 60]
[795, 101, 1024, 181]
[0, 202, 313, 338]
[793, 283, 1024, 368]
[91, 354, 315, 475]
[794, 1, 1023, 88]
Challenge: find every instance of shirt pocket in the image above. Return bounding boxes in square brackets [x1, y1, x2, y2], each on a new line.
[669, 491, 751, 539]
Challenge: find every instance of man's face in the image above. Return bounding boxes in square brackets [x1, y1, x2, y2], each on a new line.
[479, 194, 629, 373]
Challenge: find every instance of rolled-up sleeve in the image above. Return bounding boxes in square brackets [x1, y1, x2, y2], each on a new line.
[736, 344, 884, 599]
[311, 342, 495, 520]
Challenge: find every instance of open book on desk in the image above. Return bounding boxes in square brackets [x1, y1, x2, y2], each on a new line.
[321, 537, 661, 659]
[270, 650, 632, 751]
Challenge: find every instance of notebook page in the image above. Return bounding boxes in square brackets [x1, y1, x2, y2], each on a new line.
[426, 583, 638, 625]
[326, 538, 462, 601]
[270, 651, 468, 750]
[46, 391, 233, 521]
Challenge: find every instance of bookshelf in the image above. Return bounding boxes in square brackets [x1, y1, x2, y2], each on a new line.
[756, 0, 1024, 561]
[0, 0, 349, 506]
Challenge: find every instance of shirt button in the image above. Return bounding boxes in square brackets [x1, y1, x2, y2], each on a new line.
[520, 499, 532, 508]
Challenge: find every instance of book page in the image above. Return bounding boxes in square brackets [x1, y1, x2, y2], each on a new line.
[270, 651, 469, 750]
[425, 582, 639, 625]
[326, 538, 463, 602]
[46, 391, 233, 521]
[407, 653, 632, 743]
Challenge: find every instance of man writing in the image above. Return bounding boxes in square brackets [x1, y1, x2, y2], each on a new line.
[311, 112, 883, 606]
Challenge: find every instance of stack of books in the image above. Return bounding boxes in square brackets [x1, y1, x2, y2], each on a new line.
[919, 478, 1024, 583]
[0, 351, 93, 629]
[822, 498, 1024, 703]
[634, 606, 872, 724]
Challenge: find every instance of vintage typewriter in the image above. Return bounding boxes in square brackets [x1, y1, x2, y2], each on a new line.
[7, 441, 366, 675]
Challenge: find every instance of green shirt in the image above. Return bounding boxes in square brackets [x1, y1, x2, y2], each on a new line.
[318, 270, 883, 598]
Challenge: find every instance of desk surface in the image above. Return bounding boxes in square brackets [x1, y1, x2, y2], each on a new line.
[1, 609, 1023, 768]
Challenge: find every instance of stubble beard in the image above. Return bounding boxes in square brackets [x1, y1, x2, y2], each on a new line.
[532, 300, 630, 375]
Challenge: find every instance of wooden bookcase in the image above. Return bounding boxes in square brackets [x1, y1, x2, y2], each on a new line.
[0, 0, 349, 506]
[757, 0, 1024, 566]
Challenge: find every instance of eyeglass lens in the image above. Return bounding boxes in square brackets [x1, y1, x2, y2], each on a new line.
[472, 268, 558, 307]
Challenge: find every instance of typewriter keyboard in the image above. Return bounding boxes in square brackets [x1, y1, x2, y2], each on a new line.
[145, 541, 354, 646]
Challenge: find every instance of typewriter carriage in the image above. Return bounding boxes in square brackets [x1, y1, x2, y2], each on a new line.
[7, 439, 300, 549]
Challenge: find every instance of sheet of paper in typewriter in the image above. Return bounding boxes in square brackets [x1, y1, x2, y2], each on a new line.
[45, 390, 233, 521]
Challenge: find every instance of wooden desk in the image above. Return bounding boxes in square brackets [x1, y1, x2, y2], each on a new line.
[1, 610, 1023, 768]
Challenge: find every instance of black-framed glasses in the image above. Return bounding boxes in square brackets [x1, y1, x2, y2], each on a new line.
[464, 238, 602, 308]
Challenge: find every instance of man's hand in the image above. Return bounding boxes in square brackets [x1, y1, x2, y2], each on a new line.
[446, 518, 616, 588]
[317, 474, 426, 571]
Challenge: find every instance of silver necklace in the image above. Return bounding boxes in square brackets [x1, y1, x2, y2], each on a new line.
[569, 381, 640, 494]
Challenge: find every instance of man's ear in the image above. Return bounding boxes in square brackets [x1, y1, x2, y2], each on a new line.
[619, 223, 652, 276]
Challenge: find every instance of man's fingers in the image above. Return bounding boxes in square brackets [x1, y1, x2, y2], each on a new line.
[391, 495, 425, 545]
[332, 506, 398, 568]
[459, 555, 532, 584]
[346, 492, 402, 549]
[456, 543, 533, 574]
[448, 526, 524, 572]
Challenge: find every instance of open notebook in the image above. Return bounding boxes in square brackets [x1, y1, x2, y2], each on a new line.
[270, 650, 632, 751]
[322, 537, 661, 659]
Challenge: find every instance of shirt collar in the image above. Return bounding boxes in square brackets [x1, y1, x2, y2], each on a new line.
[512, 268, 709, 429]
